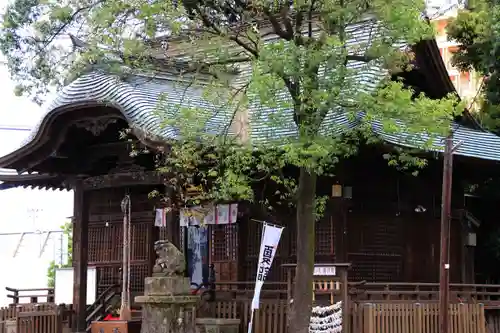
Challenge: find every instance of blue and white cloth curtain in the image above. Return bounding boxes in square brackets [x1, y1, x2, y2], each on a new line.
[154, 207, 212, 288]
[186, 226, 209, 288]
[155, 204, 239, 287]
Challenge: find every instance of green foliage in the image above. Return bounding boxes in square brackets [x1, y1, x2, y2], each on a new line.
[446, 0, 500, 132]
[46, 220, 73, 288]
[1, 0, 463, 329]
[46, 260, 59, 288]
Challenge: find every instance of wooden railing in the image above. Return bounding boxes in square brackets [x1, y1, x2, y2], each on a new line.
[8, 281, 500, 305]
[85, 284, 119, 332]
[214, 281, 288, 299]
[215, 281, 499, 305]
[210, 281, 500, 333]
[5, 280, 500, 333]
[210, 299, 488, 333]
[17, 304, 60, 333]
[353, 303, 486, 333]
[5, 287, 55, 304]
[214, 280, 344, 301]
[0, 304, 73, 333]
[350, 283, 500, 305]
[206, 299, 288, 333]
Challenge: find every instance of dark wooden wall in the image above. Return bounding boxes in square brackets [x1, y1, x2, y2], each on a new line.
[220, 208, 463, 284]
[80, 148, 471, 293]
[212, 148, 469, 284]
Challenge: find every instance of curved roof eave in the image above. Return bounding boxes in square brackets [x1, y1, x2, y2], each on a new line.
[0, 71, 233, 169]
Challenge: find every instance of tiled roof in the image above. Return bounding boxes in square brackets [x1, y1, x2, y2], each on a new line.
[17, 19, 387, 148]
[0, 169, 61, 191]
[1, 19, 500, 166]
[8, 68, 500, 164]
[375, 121, 500, 162]
[0, 168, 16, 175]
[23, 72, 234, 146]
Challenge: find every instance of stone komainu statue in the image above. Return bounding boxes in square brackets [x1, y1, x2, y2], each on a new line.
[152, 240, 186, 276]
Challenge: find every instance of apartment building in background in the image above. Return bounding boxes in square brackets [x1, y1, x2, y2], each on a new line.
[427, 0, 482, 104]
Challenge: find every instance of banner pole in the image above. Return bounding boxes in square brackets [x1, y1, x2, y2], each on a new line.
[250, 218, 282, 229]
[247, 310, 254, 333]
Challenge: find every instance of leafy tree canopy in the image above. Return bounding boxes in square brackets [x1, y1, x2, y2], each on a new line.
[446, 0, 500, 132]
[1, 0, 462, 331]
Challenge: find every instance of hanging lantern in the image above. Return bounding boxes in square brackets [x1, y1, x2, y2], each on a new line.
[331, 184, 342, 198]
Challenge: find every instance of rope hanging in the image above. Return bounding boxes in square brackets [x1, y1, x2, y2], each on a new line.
[120, 194, 132, 321]
[309, 301, 343, 333]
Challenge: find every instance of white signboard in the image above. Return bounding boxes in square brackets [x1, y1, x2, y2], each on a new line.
[313, 265, 336, 276]
[54, 267, 97, 305]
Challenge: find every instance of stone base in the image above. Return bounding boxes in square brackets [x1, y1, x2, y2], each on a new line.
[144, 276, 191, 296]
[138, 301, 198, 333]
[195, 318, 241, 333]
[5, 319, 16, 333]
[136, 275, 200, 333]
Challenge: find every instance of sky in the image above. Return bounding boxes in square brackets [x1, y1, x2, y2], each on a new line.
[0, 62, 73, 306]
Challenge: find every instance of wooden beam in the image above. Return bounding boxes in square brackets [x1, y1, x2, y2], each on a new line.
[237, 212, 248, 281]
[60, 141, 134, 174]
[79, 141, 137, 159]
[72, 179, 89, 333]
[333, 201, 347, 263]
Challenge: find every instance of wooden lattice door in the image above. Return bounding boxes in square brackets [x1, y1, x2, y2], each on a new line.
[210, 224, 239, 282]
[87, 186, 156, 295]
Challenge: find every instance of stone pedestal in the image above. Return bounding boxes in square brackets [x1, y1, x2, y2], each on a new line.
[135, 276, 199, 333]
[195, 318, 240, 333]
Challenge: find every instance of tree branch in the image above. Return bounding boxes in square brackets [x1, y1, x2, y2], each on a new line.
[345, 55, 375, 62]
[280, 6, 294, 37]
[308, 0, 316, 38]
[263, 8, 292, 40]
[180, 56, 251, 74]
[40, 0, 104, 51]
[194, 6, 259, 58]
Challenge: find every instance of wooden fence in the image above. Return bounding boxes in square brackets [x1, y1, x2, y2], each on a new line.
[353, 303, 486, 333]
[212, 300, 487, 333]
[0, 304, 72, 333]
[209, 300, 287, 333]
[350, 282, 500, 304]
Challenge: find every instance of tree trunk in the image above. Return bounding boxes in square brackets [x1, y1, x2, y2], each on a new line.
[289, 167, 317, 333]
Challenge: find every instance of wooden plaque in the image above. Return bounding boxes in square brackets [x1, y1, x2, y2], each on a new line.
[313, 265, 336, 276]
[91, 320, 141, 333]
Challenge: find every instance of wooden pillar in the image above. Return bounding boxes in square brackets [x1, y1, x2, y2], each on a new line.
[73, 179, 89, 333]
[460, 218, 467, 283]
[237, 208, 249, 281]
[334, 201, 347, 263]
[340, 267, 350, 333]
[467, 247, 475, 283]
[165, 186, 179, 247]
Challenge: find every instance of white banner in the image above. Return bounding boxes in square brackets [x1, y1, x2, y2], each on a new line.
[248, 223, 284, 333]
